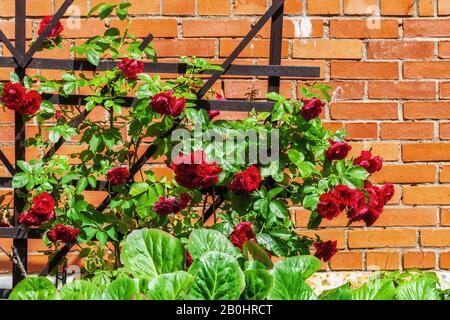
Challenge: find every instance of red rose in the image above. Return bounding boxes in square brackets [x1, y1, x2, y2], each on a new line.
[208, 110, 220, 120]
[171, 150, 222, 190]
[313, 240, 337, 262]
[301, 98, 324, 121]
[230, 222, 255, 250]
[32, 192, 55, 215]
[118, 58, 144, 79]
[317, 192, 341, 220]
[18, 90, 42, 116]
[353, 151, 383, 175]
[333, 184, 364, 209]
[153, 192, 191, 215]
[47, 224, 79, 243]
[325, 139, 352, 161]
[1, 82, 25, 110]
[107, 167, 130, 186]
[150, 91, 186, 117]
[18, 212, 41, 227]
[185, 251, 193, 268]
[228, 165, 261, 193]
[38, 16, 64, 39]
[55, 110, 63, 120]
[381, 183, 395, 204]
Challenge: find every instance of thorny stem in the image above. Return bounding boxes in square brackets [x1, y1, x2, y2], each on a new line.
[0, 245, 28, 278]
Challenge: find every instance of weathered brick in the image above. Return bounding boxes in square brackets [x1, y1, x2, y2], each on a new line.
[404, 61, 450, 79]
[404, 102, 450, 120]
[330, 252, 363, 270]
[330, 102, 398, 120]
[419, 0, 435, 16]
[403, 143, 450, 162]
[372, 164, 436, 183]
[404, 19, 450, 37]
[368, 81, 436, 99]
[404, 186, 450, 205]
[375, 208, 437, 227]
[404, 252, 436, 269]
[381, 0, 414, 16]
[440, 252, 450, 269]
[349, 143, 400, 161]
[308, 0, 341, 15]
[330, 20, 399, 39]
[343, 0, 377, 15]
[440, 208, 450, 225]
[293, 39, 363, 59]
[162, 0, 195, 15]
[220, 39, 289, 58]
[368, 41, 435, 59]
[331, 61, 398, 80]
[421, 229, 450, 246]
[438, 41, 450, 58]
[367, 252, 401, 270]
[380, 122, 434, 140]
[198, 0, 231, 15]
[441, 123, 450, 139]
[234, 0, 267, 15]
[183, 20, 251, 37]
[438, 0, 450, 15]
[344, 123, 378, 140]
[348, 230, 417, 248]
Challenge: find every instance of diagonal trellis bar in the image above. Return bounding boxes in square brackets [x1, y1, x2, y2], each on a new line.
[0, 0, 320, 295]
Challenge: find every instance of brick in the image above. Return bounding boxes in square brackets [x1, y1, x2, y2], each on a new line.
[348, 230, 416, 248]
[220, 39, 289, 58]
[331, 61, 398, 80]
[234, 0, 267, 15]
[366, 252, 400, 270]
[56, 0, 89, 16]
[350, 143, 400, 161]
[419, 0, 435, 16]
[404, 19, 450, 37]
[127, 0, 160, 15]
[381, 0, 414, 16]
[404, 186, 450, 205]
[183, 20, 251, 37]
[421, 229, 450, 246]
[380, 122, 434, 140]
[440, 82, 450, 98]
[60, 19, 106, 38]
[330, 252, 363, 270]
[0, 0, 14, 16]
[440, 208, 450, 225]
[368, 81, 436, 99]
[440, 252, 450, 269]
[438, 0, 450, 15]
[154, 39, 215, 57]
[403, 143, 450, 162]
[330, 102, 398, 120]
[375, 208, 437, 227]
[26, 0, 52, 16]
[320, 81, 365, 100]
[330, 20, 399, 39]
[0, 126, 14, 142]
[368, 41, 435, 59]
[404, 61, 450, 79]
[111, 19, 178, 38]
[343, 0, 377, 15]
[404, 102, 450, 120]
[258, 19, 324, 38]
[344, 123, 378, 140]
[198, 0, 230, 15]
[439, 41, 450, 58]
[308, 0, 340, 15]
[404, 252, 436, 269]
[162, 0, 195, 15]
[441, 123, 450, 139]
[372, 165, 436, 183]
[293, 39, 363, 59]
[284, 0, 304, 14]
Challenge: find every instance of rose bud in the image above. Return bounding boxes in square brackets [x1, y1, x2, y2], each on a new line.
[38, 16, 64, 39]
[300, 98, 324, 121]
[325, 139, 352, 161]
[313, 240, 337, 262]
[230, 222, 255, 250]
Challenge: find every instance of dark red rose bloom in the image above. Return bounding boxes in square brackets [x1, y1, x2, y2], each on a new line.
[153, 192, 191, 215]
[47, 224, 79, 243]
[208, 110, 220, 120]
[118, 58, 144, 79]
[230, 222, 255, 250]
[18, 90, 42, 116]
[18, 212, 41, 227]
[353, 150, 383, 175]
[32, 192, 55, 215]
[317, 192, 340, 220]
[333, 184, 365, 209]
[55, 110, 63, 120]
[325, 139, 352, 161]
[38, 16, 64, 39]
[314, 240, 337, 262]
[381, 183, 395, 205]
[301, 98, 324, 121]
[185, 251, 193, 268]
[362, 207, 382, 227]
[1, 82, 25, 110]
[150, 91, 186, 117]
[171, 150, 222, 190]
[228, 165, 261, 193]
[215, 93, 225, 100]
[107, 167, 130, 186]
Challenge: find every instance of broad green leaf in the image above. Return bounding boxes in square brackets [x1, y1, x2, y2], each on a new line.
[396, 277, 441, 300]
[242, 241, 274, 269]
[86, 49, 100, 66]
[129, 182, 149, 196]
[12, 172, 29, 189]
[188, 228, 241, 260]
[273, 255, 321, 280]
[268, 268, 316, 300]
[256, 233, 286, 257]
[146, 271, 194, 300]
[319, 283, 352, 300]
[59, 280, 102, 300]
[120, 228, 185, 280]
[242, 269, 273, 300]
[188, 252, 245, 300]
[103, 278, 138, 300]
[351, 278, 396, 300]
[9, 277, 56, 300]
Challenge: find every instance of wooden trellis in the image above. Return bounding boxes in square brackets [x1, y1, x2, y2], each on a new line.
[0, 0, 320, 297]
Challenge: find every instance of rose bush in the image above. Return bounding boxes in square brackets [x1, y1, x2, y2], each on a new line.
[0, 1, 395, 294]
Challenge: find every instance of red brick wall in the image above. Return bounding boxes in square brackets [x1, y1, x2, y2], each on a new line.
[1, 0, 450, 272]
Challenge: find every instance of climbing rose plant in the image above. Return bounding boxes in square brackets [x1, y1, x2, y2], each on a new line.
[0, 2, 393, 275]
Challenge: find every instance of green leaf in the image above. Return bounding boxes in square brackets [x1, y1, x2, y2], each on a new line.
[319, 283, 352, 300]
[12, 172, 29, 189]
[120, 228, 185, 280]
[396, 277, 441, 300]
[269, 200, 289, 219]
[59, 280, 102, 300]
[146, 271, 194, 300]
[351, 278, 396, 300]
[268, 267, 317, 300]
[76, 176, 88, 194]
[256, 233, 285, 257]
[188, 228, 241, 260]
[129, 182, 149, 196]
[61, 172, 82, 184]
[9, 277, 56, 300]
[86, 49, 100, 66]
[103, 278, 138, 300]
[242, 241, 274, 269]
[242, 269, 273, 300]
[87, 2, 106, 18]
[188, 252, 245, 300]
[273, 255, 321, 280]
[9, 72, 20, 84]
